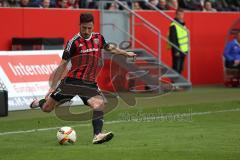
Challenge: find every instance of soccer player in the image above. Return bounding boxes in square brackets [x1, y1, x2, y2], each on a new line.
[30, 13, 136, 144]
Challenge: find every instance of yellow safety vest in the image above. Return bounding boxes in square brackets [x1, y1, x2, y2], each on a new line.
[170, 22, 189, 53]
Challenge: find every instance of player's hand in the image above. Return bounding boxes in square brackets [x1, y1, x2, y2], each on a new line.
[126, 51, 136, 57]
[45, 88, 55, 99]
[126, 51, 137, 61]
[234, 60, 240, 65]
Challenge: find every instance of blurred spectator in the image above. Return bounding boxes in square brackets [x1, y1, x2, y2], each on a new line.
[225, 0, 240, 11]
[105, 2, 119, 10]
[233, 0, 240, 8]
[132, 0, 148, 9]
[6, 0, 20, 7]
[88, 0, 97, 9]
[56, 0, 61, 7]
[68, 0, 79, 9]
[30, 0, 56, 8]
[212, 0, 228, 11]
[19, 0, 30, 7]
[168, 8, 189, 74]
[0, 0, 8, 7]
[158, 0, 168, 10]
[78, 0, 97, 9]
[61, 0, 68, 8]
[62, 0, 69, 8]
[148, 0, 159, 9]
[203, 0, 217, 12]
[199, 0, 205, 7]
[57, 0, 73, 8]
[56, 0, 75, 8]
[0, 0, 4, 7]
[191, 0, 204, 10]
[178, 0, 190, 10]
[39, 0, 51, 8]
[177, 0, 238, 11]
[78, 0, 87, 8]
[178, 0, 186, 9]
[178, 0, 202, 10]
[167, 0, 179, 10]
[224, 31, 240, 69]
[0, 0, 239, 12]
[133, 1, 142, 10]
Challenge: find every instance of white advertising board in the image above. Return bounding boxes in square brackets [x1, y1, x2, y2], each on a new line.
[0, 50, 83, 111]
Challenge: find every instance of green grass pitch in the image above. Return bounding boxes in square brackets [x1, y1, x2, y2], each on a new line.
[0, 86, 240, 160]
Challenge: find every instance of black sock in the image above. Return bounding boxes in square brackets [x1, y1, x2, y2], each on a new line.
[38, 99, 46, 109]
[92, 111, 104, 135]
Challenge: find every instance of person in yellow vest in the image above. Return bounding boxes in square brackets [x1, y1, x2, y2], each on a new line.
[169, 8, 189, 74]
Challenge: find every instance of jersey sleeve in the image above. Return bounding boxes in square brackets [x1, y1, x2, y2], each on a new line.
[62, 40, 76, 60]
[100, 34, 110, 49]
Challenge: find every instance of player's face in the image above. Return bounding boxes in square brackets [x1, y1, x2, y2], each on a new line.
[80, 22, 94, 39]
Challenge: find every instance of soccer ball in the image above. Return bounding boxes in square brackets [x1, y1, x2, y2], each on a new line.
[56, 126, 77, 145]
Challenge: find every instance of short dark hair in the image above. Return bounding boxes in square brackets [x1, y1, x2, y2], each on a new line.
[204, 0, 211, 5]
[80, 13, 94, 24]
[176, 8, 184, 13]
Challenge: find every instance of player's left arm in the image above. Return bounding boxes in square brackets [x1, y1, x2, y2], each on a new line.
[105, 44, 136, 58]
[100, 34, 136, 58]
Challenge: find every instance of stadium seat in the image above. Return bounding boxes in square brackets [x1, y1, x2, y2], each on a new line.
[11, 37, 64, 50]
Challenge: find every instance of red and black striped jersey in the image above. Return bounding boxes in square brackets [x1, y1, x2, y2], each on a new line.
[62, 32, 108, 82]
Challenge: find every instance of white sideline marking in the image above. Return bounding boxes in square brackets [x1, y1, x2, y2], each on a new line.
[0, 108, 240, 136]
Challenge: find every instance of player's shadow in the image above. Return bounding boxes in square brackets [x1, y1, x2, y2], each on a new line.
[55, 90, 118, 122]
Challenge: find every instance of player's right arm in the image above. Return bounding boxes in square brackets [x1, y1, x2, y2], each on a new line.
[46, 39, 76, 98]
[46, 60, 68, 99]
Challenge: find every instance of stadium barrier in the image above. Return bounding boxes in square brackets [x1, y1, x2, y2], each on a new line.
[0, 8, 239, 85]
[0, 50, 84, 111]
[0, 90, 8, 116]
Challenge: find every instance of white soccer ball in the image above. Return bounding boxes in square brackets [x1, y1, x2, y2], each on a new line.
[57, 126, 77, 145]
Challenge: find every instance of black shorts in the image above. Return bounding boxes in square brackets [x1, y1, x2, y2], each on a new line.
[225, 60, 240, 69]
[50, 77, 102, 105]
